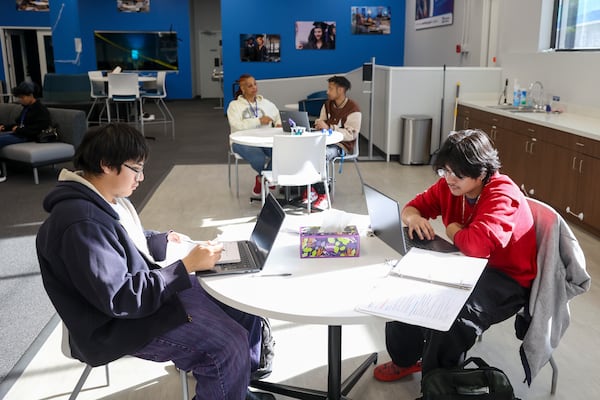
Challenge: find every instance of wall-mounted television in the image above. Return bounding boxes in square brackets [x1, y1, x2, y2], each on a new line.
[94, 31, 178, 71]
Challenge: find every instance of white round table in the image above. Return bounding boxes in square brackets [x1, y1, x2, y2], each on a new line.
[230, 127, 343, 148]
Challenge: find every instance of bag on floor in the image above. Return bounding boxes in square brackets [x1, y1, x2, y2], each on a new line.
[421, 357, 520, 400]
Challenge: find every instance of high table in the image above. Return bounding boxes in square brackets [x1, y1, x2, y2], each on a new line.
[198, 211, 400, 399]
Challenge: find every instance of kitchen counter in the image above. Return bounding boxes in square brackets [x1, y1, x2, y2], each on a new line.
[459, 99, 600, 142]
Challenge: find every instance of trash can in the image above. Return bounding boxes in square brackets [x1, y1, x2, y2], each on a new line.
[399, 115, 432, 165]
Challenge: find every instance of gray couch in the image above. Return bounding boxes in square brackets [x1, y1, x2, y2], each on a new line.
[0, 103, 87, 184]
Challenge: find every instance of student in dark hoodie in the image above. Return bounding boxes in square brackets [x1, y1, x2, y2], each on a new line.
[36, 123, 271, 400]
[0, 81, 51, 182]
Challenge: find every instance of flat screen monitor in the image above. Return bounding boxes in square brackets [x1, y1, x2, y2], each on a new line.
[94, 31, 179, 71]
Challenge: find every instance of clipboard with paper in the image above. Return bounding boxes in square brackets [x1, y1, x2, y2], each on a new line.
[356, 248, 487, 331]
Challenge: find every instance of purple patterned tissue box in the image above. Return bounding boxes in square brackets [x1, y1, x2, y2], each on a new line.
[300, 225, 360, 258]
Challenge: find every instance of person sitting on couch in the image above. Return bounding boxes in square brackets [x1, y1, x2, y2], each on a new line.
[0, 81, 51, 182]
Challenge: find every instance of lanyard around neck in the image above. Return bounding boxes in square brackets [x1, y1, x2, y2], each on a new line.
[246, 98, 258, 117]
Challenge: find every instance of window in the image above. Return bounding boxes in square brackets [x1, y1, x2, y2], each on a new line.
[552, 0, 600, 50]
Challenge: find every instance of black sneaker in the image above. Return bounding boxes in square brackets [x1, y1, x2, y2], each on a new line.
[251, 317, 275, 381]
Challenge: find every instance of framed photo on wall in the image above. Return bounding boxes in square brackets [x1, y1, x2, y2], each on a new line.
[415, 0, 453, 30]
[351, 6, 391, 35]
[117, 0, 150, 13]
[295, 21, 336, 50]
[239, 34, 281, 62]
[16, 0, 49, 11]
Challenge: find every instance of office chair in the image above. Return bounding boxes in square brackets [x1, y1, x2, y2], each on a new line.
[61, 323, 191, 400]
[141, 71, 175, 139]
[261, 133, 330, 214]
[328, 134, 363, 202]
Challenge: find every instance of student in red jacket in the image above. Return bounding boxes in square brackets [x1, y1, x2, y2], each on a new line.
[374, 129, 537, 385]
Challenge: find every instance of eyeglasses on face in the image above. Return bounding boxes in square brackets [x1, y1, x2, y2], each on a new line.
[122, 163, 144, 178]
[436, 168, 463, 180]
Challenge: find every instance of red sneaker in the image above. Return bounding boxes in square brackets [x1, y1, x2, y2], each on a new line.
[252, 175, 262, 197]
[373, 361, 422, 382]
[313, 194, 329, 210]
[301, 187, 318, 204]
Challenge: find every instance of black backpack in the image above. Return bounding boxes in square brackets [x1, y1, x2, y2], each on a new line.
[421, 357, 520, 400]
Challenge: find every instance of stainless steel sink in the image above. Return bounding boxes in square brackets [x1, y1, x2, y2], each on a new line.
[509, 108, 548, 114]
[486, 104, 520, 110]
[486, 105, 547, 113]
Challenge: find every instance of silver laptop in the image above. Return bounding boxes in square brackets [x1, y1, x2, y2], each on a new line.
[196, 193, 286, 276]
[280, 110, 312, 132]
[363, 183, 458, 256]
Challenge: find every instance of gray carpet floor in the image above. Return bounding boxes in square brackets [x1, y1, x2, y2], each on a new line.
[0, 98, 230, 391]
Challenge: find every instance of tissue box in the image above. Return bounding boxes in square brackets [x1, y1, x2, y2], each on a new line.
[300, 225, 360, 258]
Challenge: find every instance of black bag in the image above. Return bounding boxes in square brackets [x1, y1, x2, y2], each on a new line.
[36, 126, 58, 143]
[421, 357, 519, 400]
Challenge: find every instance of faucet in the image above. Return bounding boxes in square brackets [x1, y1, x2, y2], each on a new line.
[498, 78, 508, 105]
[529, 81, 544, 109]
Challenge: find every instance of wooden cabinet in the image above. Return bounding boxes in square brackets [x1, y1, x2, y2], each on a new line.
[456, 105, 600, 235]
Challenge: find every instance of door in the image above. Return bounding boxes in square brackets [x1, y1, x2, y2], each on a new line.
[1, 28, 51, 93]
[197, 30, 222, 99]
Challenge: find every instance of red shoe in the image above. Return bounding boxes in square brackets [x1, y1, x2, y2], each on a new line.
[301, 187, 318, 204]
[373, 361, 422, 382]
[313, 194, 329, 210]
[252, 175, 262, 197]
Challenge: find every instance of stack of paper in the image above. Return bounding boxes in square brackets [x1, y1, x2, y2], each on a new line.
[356, 248, 487, 331]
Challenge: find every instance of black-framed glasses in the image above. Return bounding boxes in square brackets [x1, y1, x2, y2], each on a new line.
[122, 163, 144, 178]
[436, 168, 463, 180]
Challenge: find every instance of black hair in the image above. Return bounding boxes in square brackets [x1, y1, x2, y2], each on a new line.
[432, 129, 501, 184]
[74, 123, 149, 175]
[328, 75, 351, 91]
[12, 81, 41, 98]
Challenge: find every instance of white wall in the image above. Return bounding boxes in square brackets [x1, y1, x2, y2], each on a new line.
[497, 0, 600, 113]
[404, 0, 600, 114]
[403, 0, 486, 67]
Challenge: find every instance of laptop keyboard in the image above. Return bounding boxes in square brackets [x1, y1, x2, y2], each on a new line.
[220, 241, 255, 271]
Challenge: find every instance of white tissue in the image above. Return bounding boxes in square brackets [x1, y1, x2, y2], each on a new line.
[319, 209, 352, 233]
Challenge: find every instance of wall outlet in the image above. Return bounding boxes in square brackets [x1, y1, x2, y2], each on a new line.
[74, 38, 82, 53]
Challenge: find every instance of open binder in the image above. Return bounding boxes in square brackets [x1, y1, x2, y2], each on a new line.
[356, 248, 487, 331]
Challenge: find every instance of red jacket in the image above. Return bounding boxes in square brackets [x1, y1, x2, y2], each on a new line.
[405, 172, 537, 288]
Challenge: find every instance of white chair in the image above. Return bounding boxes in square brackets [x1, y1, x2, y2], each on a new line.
[106, 73, 144, 135]
[261, 133, 331, 214]
[61, 323, 190, 400]
[86, 71, 108, 125]
[228, 145, 243, 197]
[141, 71, 175, 139]
[328, 134, 363, 202]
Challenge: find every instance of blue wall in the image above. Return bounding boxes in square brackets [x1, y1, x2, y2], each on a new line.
[221, 0, 406, 104]
[1, 0, 405, 101]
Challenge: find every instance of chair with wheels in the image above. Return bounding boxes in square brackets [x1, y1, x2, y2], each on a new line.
[261, 133, 330, 214]
[328, 134, 363, 202]
[86, 71, 108, 125]
[61, 322, 190, 400]
[106, 73, 145, 136]
[141, 71, 175, 139]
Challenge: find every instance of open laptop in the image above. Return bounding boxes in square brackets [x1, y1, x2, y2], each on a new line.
[280, 110, 313, 132]
[196, 192, 286, 276]
[363, 183, 458, 255]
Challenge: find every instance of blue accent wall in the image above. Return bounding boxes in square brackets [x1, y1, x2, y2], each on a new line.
[221, 0, 406, 104]
[1, 0, 405, 101]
